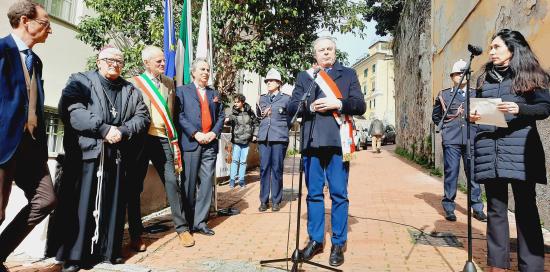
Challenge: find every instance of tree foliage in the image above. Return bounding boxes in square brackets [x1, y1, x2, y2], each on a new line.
[363, 0, 404, 36]
[77, 0, 368, 96]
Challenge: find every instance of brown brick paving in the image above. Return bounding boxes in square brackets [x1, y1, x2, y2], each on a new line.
[5, 145, 550, 271]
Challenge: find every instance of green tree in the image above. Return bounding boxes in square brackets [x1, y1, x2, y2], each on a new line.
[363, 0, 404, 36]
[77, 0, 368, 96]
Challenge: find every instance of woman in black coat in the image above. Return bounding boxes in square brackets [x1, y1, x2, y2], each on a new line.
[470, 29, 550, 272]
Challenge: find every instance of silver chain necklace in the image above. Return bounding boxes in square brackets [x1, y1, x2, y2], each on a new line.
[100, 85, 119, 118]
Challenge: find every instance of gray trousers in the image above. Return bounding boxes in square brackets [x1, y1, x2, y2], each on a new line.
[128, 135, 186, 236]
[182, 144, 216, 231]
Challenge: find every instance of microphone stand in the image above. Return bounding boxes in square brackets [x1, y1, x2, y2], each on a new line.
[260, 71, 341, 272]
[436, 53, 478, 272]
[462, 53, 477, 272]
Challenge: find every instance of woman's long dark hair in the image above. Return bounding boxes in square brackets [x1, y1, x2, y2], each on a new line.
[480, 29, 549, 92]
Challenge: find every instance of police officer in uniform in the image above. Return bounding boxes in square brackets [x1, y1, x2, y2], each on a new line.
[256, 68, 290, 212]
[432, 59, 487, 222]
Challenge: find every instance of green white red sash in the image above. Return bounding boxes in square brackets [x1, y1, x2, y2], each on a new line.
[307, 68, 356, 161]
[133, 74, 183, 174]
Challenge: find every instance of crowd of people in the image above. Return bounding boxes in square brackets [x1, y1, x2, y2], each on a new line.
[0, 1, 365, 271]
[1, 1, 549, 272]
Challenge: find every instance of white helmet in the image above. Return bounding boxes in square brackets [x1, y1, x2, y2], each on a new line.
[450, 59, 467, 76]
[264, 68, 282, 84]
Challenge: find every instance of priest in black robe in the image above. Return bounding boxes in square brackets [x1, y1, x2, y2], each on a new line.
[46, 46, 150, 272]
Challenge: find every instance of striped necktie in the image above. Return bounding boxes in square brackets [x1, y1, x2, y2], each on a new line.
[23, 49, 34, 76]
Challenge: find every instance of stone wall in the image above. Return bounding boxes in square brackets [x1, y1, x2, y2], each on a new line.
[393, 0, 433, 162]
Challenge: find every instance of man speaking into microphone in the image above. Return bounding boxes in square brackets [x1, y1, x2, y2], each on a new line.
[288, 36, 366, 267]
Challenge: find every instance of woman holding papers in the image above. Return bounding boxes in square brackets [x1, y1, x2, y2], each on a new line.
[470, 29, 550, 272]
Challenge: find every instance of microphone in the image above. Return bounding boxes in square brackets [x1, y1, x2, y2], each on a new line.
[468, 44, 483, 56]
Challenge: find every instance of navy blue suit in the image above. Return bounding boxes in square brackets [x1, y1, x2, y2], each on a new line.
[288, 62, 366, 246]
[175, 83, 224, 231]
[256, 92, 290, 205]
[432, 87, 483, 213]
[0, 35, 47, 164]
[0, 34, 56, 262]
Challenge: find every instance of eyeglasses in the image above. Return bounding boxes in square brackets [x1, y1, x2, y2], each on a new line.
[32, 19, 51, 29]
[100, 58, 125, 66]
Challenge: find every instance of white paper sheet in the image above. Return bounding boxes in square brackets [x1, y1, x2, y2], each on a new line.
[470, 98, 508, 128]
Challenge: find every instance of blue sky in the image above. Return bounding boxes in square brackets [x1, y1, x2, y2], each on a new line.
[320, 20, 391, 65]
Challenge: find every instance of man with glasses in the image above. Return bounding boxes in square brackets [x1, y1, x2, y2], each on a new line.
[46, 46, 150, 272]
[0, 1, 55, 271]
[432, 59, 486, 222]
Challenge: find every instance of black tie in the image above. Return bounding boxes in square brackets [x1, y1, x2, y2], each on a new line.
[270, 94, 275, 102]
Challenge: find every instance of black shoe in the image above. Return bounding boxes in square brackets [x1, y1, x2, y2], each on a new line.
[259, 203, 268, 212]
[195, 226, 215, 236]
[62, 263, 81, 272]
[301, 240, 323, 261]
[271, 203, 280, 212]
[445, 210, 457, 221]
[102, 257, 124, 265]
[0, 263, 8, 272]
[329, 244, 345, 267]
[473, 210, 487, 222]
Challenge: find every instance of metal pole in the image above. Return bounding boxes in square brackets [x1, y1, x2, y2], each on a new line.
[207, 0, 214, 83]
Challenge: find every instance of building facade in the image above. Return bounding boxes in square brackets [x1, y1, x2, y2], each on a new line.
[351, 40, 395, 126]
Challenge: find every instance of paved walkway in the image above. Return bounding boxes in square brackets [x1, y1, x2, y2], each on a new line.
[5, 145, 550, 271]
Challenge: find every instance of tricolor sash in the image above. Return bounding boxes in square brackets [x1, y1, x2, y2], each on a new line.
[133, 74, 183, 174]
[307, 68, 356, 161]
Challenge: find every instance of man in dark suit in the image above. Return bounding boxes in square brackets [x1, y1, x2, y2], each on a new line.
[288, 36, 366, 267]
[0, 1, 56, 270]
[432, 59, 486, 222]
[175, 58, 224, 246]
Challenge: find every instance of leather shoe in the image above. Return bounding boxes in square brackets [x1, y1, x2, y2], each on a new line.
[130, 237, 147, 252]
[0, 263, 9, 272]
[329, 244, 345, 267]
[62, 263, 80, 272]
[195, 226, 215, 236]
[258, 203, 268, 212]
[301, 240, 323, 261]
[473, 210, 487, 222]
[445, 210, 457, 221]
[103, 257, 124, 265]
[272, 203, 280, 212]
[178, 231, 195, 247]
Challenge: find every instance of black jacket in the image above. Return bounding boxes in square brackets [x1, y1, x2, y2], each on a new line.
[59, 71, 150, 160]
[227, 103, 259, 145]
[288, 62, 366, 150]
[474, 68, 550, 184]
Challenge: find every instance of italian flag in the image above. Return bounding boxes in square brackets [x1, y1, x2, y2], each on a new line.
[176, 0, 193, 86]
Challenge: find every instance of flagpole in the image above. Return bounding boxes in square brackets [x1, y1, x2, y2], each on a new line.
[207, 0, 214, 86]
[187, 0, 193, 66]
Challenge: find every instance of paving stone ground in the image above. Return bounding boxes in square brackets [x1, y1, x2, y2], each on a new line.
[5, 145, 550, 271]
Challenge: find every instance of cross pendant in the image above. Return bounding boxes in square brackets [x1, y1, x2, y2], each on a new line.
[110, 107, 118, 118]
